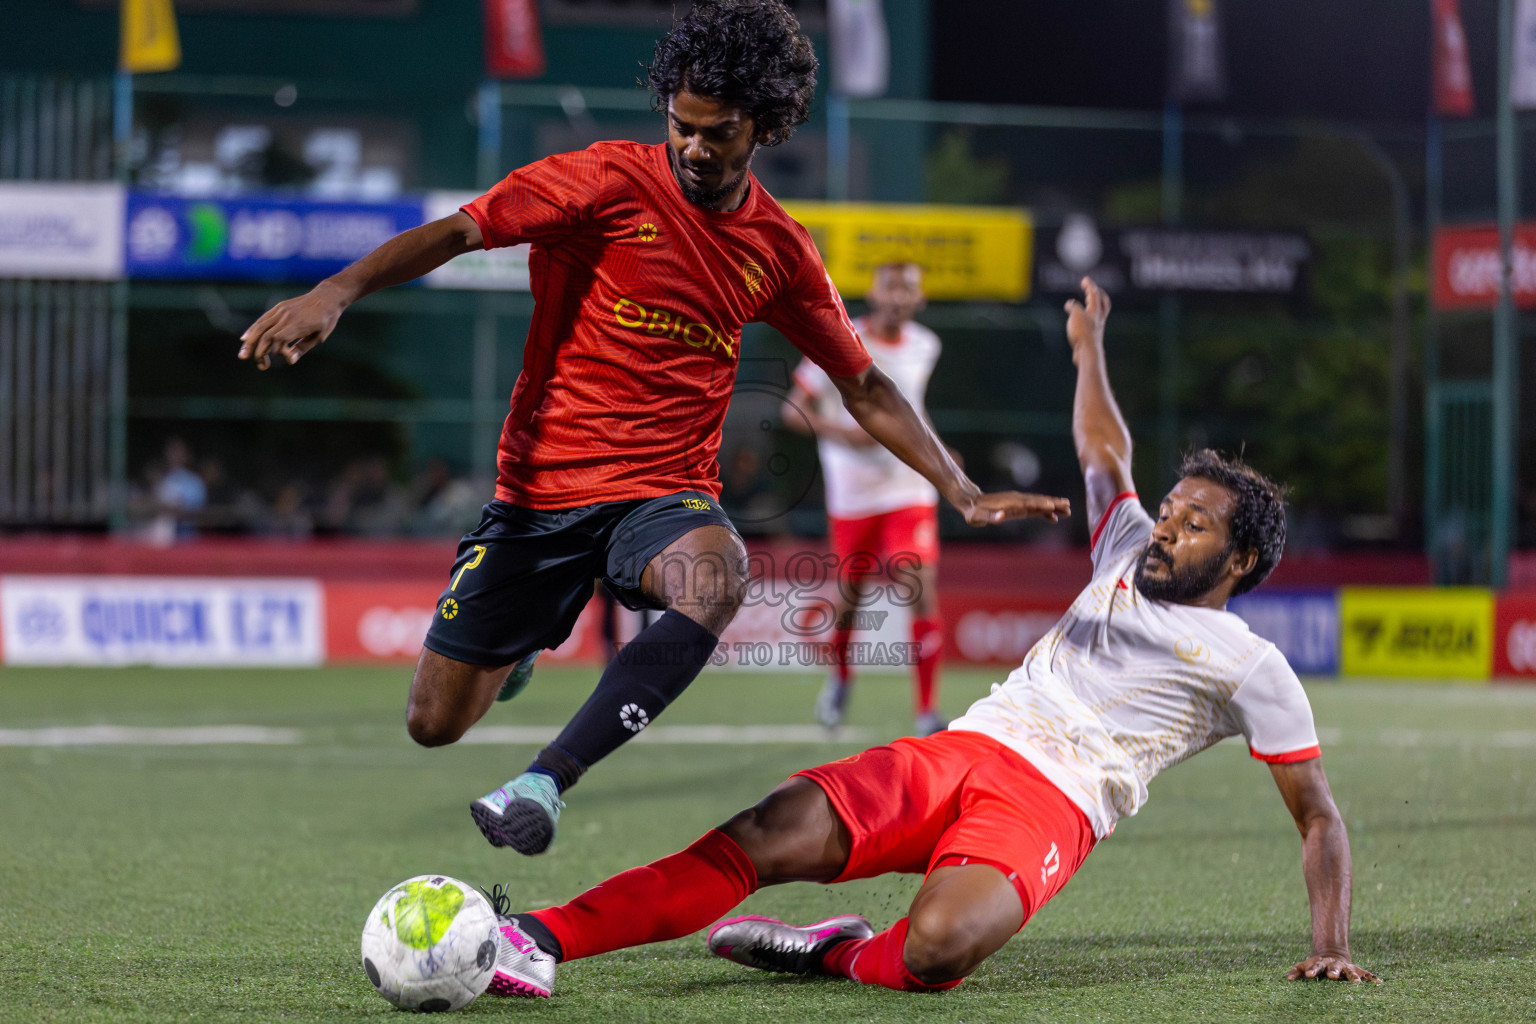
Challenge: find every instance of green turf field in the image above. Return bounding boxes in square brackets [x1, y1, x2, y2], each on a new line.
[1, 665, 1532, 1023]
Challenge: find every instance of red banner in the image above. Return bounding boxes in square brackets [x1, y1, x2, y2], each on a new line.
[1494, 594, 1536, 679]
[941, 590, 1072, 666]
[1432, 223, 1536, 310]
[324, 581, 605, 663]
[1431, 0, 1475, 117]
[484, 0, 545, 79]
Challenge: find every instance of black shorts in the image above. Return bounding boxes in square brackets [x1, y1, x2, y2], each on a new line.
[422, 490, 738, 667]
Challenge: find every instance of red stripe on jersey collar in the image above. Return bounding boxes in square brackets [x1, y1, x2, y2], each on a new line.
[1090, 491, 1139, 552]
[1249, 745, 1321, 764]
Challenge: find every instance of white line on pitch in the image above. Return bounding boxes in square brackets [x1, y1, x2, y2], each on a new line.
[0, 726, 302, 746]
[460, 724, 872, 745]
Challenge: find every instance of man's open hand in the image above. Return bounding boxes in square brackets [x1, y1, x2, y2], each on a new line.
[1064, 276, 1111, 358]
[1287, 954, 1380, 984]
[958, 491, 1070, 526]
[238, 283, 347, 370]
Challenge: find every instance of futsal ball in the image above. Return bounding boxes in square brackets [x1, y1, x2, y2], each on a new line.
[360, 874, 500, 1012]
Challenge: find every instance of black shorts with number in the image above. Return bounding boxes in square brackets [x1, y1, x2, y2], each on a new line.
[423, 490, 738, 667]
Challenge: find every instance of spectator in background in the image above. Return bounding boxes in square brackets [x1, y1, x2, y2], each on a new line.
[147, 437, 207, 545]
[782, 262, 950, 737]
[260, 480, 315, 540]
[323, 455, 410, 536]
[409, 458, 488, 537]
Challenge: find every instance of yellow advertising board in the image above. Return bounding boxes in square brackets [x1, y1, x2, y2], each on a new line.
[1338, 587, 1494, 679]
[778, 202, 1033, 302]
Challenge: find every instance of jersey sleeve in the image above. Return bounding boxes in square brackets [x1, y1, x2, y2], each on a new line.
[910, 325, 941, 404]
[1226, 649, 1321, 763]
[1090, 492, 1153, 577]
[460, 147, 610, 250]
[762, 257, 873, 379]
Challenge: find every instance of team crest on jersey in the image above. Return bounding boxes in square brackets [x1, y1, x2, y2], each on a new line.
[637, 222, 658, 242]
[1174, 636, 1211, 664]
[742, 259, 764, 295]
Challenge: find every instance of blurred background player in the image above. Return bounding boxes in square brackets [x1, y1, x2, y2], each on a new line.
[784, 262, 948, 736]
[237, 0, 1067, 860]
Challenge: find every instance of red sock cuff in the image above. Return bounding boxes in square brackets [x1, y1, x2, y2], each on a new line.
[695, 828, 759, 892]
[528, 829, 758, 963]
[821, 917, 963, 992]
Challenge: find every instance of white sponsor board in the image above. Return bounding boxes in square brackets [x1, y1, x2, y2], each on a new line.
[421, 190, 531, 291]
[954, 608, 1061, 664]
[0, 182, 125, 280]
[715, 581, 914, 673]
[0, 576, 324, 666]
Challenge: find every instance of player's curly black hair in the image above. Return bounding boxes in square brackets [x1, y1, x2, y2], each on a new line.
[1179, 449, 1288, 596]
[647, 0, 818, 147]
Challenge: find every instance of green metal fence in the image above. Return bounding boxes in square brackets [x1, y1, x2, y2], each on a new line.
[2, 72, 1425, 549]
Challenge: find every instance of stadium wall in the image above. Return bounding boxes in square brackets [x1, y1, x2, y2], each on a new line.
[5, 536, 1528, 681]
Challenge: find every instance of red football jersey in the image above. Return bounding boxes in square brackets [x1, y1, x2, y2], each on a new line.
[462, 141, 872, 508]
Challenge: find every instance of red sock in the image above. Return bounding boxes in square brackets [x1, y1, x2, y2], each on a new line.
[820, 917, 963, 992]
[831, 625, 853, 686]
[528, 830, 757, 961]
[910, 616, 942, 714]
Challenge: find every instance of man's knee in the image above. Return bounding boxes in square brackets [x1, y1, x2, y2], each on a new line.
[719, 802, 797, 880]
[649, 528, 748, 633]
[406, 702, 466, 747]
[718, 779, 844, 884]
[902, 906, 986, 985]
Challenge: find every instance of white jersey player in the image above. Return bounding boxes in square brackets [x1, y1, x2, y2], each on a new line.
[784, 262, 950, 736]
[484, 278, 1376, 1003]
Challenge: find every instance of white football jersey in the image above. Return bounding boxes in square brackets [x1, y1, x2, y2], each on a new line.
[949, 494, 1320, 838]
[793, 317, 941, 519]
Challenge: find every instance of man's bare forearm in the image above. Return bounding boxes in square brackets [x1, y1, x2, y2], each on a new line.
[1071, 340, 1132, 475]
[323, 214, 482, 306]
[841, 367, 975, 506]
[1300, 813, 1354, 958]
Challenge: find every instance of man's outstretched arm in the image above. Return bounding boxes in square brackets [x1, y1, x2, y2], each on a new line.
[1066, 278, 1134, 529]
[825, 364, 1069, 526]
[1269, 758, 1379, 983]
[238, 211, 484, 370]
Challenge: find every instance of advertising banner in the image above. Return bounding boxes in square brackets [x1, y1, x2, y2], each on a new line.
[1431, 222, 1536, 310]
[1338, 587, 1493, 679]
[779, 202, 1032, 302]
[943, 591, 1070, 666]
[323, 581, 608, 664]
[1493, 593, 1536, 679]
[125, 192, 423, 281]
[0, 182, 126, 280]
[717, 578, 914, 672]
[421, 191, 531, 291]
[1035, 216, 1309, 298]
[0, 576, 323, 666]
[1228, 589, 1339, 677]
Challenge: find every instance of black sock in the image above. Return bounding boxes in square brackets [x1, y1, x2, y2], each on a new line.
[534, 609, 718, 790]
[527, 745, 586, 792]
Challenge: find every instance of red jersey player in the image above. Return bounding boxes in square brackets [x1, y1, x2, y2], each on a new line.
[479, 280, 1377, 1000]
[784, 261, 949, 736]
[237, 0, 1068, 859]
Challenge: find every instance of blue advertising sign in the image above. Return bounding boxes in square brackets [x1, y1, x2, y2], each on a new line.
[124, 192, 423, 281]
[1229, 589, 1340, 677]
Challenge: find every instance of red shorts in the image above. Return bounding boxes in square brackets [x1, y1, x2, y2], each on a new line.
[795, 730, 1095, 927]
[828, 505, 940, 581]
